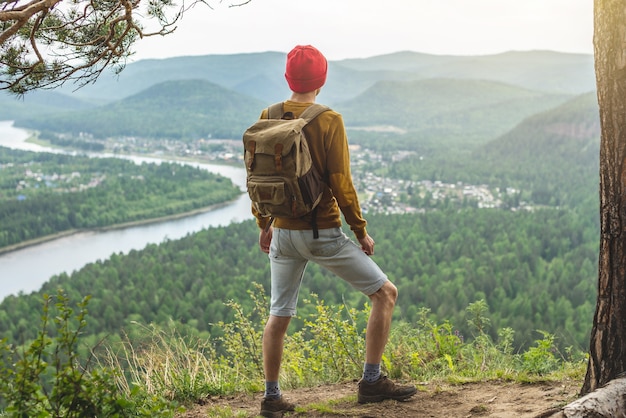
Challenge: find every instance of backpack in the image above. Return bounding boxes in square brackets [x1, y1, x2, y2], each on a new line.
[243, 102, 330, 237]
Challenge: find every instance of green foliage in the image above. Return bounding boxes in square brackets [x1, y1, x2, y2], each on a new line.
[0, 0, 180, 94]
[213, 286, 366, 390]
[388, 308, 465, 379]
[215, 283, 267, 386]
[466, 299, 491, 336]
[384, 307, 583, 383]
[0, 290, 174, 417]
[295, 295, 367, 384]
[522, 330, 561, 375]
[0, 288, 587, 417]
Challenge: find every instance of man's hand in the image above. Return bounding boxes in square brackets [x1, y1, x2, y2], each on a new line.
[358, 234, 375, 256]
[259, 227, 273, 254]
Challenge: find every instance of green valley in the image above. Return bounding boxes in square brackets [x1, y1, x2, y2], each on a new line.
[0, 49, 602, 415]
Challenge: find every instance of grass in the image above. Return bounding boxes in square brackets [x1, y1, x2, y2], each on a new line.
[104, 285, 587, 415]
[0, 287, 587, 417]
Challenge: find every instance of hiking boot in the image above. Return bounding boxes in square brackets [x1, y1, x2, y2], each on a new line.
[357, 375, 417, 404]
[260, 396, 296, 417]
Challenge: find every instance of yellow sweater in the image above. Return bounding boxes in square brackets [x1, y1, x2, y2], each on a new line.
[251, 100, 368, 239]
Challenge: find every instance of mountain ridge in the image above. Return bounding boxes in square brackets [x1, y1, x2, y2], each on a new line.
[1, 49, 594, 109]
[13, 77, 575, 144]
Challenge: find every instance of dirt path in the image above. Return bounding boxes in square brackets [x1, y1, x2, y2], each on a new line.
[179, 379, 581, 417]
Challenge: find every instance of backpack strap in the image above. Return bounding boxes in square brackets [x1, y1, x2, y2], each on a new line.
[267, 103, 284, 120]
[301, 104, 329, 239]
[266, 102, 330, 122]
[299, 103, 330, 123]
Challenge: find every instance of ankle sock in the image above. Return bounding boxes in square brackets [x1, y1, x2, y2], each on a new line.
[362, 363, 381, 383]
[264, 381, 281, 399]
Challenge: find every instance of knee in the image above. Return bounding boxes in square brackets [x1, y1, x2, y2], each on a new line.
[384, 281, 398, 303]
[264, 315, 291, 336]
[372, 281, 397, 307]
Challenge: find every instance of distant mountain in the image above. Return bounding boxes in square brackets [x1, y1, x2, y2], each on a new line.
[232, 73, 286, 105]
[0, 90, 97, 120]
[5, 50, 596, 147]
[56, 52, 291, 104]
[35, 50, 593, 106]
[473, 92, 600, 207]
[336, 50, 595, 95]
[336, 78, 573, 148]
[477, 92, 600, 173]
[15, 77, 575, 146]
[337, 51, 458, 72]
[15, 80, 266, 139]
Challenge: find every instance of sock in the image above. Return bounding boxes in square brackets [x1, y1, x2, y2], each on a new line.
[362, 363, 381, 383]
[264, 381, 281, 399]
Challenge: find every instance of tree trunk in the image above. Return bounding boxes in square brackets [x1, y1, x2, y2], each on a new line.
[581, 0, 626, 395]
[539, 376, 626, 417]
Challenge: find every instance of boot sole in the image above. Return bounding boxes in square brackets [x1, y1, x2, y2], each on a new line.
[358, 388, 417, 404]
[260, 410, 283, 418]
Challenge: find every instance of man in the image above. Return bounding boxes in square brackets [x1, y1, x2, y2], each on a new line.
[253, 45, 417, 418]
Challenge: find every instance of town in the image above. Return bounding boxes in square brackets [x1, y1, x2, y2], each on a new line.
[104, 136, 529, 214]
[22, 134, 530, 213]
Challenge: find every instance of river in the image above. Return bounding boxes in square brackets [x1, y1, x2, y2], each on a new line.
[0, 121, 253, 301]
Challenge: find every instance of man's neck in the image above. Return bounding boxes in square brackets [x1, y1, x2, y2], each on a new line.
[289, 90, 319, 103]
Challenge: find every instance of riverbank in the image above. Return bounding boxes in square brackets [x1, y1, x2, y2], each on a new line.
[1, 131, 247, 256]
[0, 196, 244, 256]
[0, 122, 252, 299]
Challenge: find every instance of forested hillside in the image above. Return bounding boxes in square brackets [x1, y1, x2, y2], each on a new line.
[0, 209, 597, 353]
[339, 78, 572, 150]
[13, 80, 267, 140]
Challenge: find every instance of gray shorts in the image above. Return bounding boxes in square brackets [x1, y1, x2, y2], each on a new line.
[268, 227, 388, 316]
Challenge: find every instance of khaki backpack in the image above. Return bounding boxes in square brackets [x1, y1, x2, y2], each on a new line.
[243, 102, 330, 237]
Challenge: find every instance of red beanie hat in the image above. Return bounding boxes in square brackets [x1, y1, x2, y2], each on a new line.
[285, 45, 328, 93]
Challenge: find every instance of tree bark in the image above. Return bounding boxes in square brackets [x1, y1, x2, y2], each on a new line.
[538, 376, 626, 417]
[581, 0, 626, 395]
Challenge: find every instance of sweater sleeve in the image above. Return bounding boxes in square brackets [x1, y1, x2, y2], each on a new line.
[325, 114, 368, 239]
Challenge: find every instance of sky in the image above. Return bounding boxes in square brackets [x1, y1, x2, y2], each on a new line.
[131, 0, 593, 62]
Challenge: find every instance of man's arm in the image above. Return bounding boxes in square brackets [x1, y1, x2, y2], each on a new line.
[325, 114, 368, 239]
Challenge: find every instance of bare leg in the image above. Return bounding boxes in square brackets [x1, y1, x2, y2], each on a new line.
[263, 314, 292, 381]
[365, 281, 398, 364]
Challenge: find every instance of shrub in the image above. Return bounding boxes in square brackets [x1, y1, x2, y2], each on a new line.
[0, 290, 175, 417]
